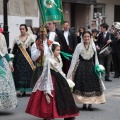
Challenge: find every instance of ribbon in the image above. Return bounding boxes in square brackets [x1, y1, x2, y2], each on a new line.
[0, 68, 6, 78]
[94, 64, 105, 79]
[60, 51, 72, 60]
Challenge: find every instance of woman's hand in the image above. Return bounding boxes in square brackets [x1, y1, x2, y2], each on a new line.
[9, 61, 14, 72]
[96, 46, 100, 51]
[44, 91, 50, 104]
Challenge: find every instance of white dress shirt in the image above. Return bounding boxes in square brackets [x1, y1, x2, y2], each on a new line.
[64, 31, 69, 45]
[31, 39, 49, 61]
[49, 32, 56, 41]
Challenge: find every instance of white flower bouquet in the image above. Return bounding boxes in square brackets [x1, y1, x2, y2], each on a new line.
[9, 54, 14, 62]
[67, 79, 75, 92]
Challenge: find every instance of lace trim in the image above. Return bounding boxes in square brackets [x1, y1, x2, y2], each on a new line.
[80, 44, 94, 60]
[73, 90, 103, 97]
[0, 58, 17, 109]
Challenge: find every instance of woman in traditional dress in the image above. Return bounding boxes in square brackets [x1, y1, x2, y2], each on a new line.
[67, 31, 106, 111]
[26, 42, 79, 120]
[12, 24, 35, 97]
[0, 33, 17, 109]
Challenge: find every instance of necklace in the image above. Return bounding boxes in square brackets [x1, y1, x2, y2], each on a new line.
[20, 35, 28, 43]
[84, 44, 90, 51]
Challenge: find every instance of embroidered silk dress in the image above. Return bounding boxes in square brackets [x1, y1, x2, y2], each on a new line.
[0, 33, 17, 109]
[12, 35, 35, 92]
[26, 55, 79, 119]
[67, 42, 106, 104]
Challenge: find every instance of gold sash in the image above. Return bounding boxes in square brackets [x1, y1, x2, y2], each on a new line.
[19, 45, 36, 70]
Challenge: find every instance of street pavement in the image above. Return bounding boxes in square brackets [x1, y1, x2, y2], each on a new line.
[0, 73, 120, 120]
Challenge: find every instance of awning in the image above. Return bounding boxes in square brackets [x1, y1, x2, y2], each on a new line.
[62, 0, 97, 4]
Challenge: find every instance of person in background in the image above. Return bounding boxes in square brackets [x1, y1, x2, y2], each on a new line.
[30, 26, 53, 88]
[46, 21, 71, 74]
[92, 29, 99, 44]
[0, 33, 17, 109]
[63, 21, 77, 54]
[76, 27, 85, 43]
[62, 21, 78, 74]
[112, 31, 120, 78]
[96, 23, 115, 82]
[27, 26, 37, 42]
[12, 24, 35, 97]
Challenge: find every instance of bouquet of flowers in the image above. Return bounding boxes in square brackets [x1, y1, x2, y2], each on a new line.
[9, 54, 14, 62]
[94, 64, 105, 79]
[67, 79, 75, 92]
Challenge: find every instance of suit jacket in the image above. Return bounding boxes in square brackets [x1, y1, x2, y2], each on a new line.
[97, 32, 115, 49]
[62, 29, 78, 54]
[55, 29, 69, 53]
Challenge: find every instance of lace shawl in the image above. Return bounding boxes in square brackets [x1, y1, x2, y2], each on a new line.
[12, 35, 35, 51]
[33, 42, 65, 96]
[32, 54, 65, 96]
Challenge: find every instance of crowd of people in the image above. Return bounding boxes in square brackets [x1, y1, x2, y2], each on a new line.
[0, 20, 120, 120]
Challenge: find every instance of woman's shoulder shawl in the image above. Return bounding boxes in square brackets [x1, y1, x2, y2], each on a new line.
[67, 43, 82, 79]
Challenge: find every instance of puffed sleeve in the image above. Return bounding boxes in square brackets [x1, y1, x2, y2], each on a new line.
[0, 33, 11, 62]
[31, 43, 41, 61]
[0, 33, 8, 55]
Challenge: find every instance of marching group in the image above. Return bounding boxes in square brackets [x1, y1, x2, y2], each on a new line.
[0, 20, 120, 120]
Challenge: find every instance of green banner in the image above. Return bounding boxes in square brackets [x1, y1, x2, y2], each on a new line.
[38, 0, 64, 25]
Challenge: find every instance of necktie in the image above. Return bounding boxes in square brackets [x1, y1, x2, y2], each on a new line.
[103, 33, 106, 42]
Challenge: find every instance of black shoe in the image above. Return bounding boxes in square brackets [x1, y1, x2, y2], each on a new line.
[64, 117, 75, 120]
[105, 79, 112, 82]
[113, 74, 120, 78]
[17, 92, 26, 98]
[81, 104, 87, 110]
[82, 106, 87, 110]
[88, 107, 94, 111]
[43, 118, 52, 120]
[17, 94, 23, 98]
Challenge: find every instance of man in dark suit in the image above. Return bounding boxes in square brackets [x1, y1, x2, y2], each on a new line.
[46, 21, 74, 74]
[63, 21, 78, 54]
[96, 23, 115, 82]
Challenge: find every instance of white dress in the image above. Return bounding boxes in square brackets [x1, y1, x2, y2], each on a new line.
[0, 33, 17, 109]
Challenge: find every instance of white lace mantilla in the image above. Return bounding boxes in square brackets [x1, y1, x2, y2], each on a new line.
[13, 35, 35, 50]
[80, 44, 94, 60]
[67, 38, 106, 91]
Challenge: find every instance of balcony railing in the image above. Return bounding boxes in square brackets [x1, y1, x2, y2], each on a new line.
[62, 0, 97, 4]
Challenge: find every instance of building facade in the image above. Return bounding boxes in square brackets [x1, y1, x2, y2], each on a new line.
[0, 0, 39, 48]
[62, 0, 120, 31]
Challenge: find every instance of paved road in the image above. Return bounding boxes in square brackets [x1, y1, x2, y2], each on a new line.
[0, 73, 120, 120]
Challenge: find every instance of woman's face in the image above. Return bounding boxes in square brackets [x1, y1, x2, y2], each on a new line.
[83, 33, 91, 43]
[20, 26, 27, 35]
[54, 46, 60, 57]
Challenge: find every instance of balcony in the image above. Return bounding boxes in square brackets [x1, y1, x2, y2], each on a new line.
[62, 0, 97, 4]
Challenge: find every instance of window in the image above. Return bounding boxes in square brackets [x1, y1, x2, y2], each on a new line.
[25, 19, 32, 27]
[94, 4, 105, 17]
[114, 5, 120, 22]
